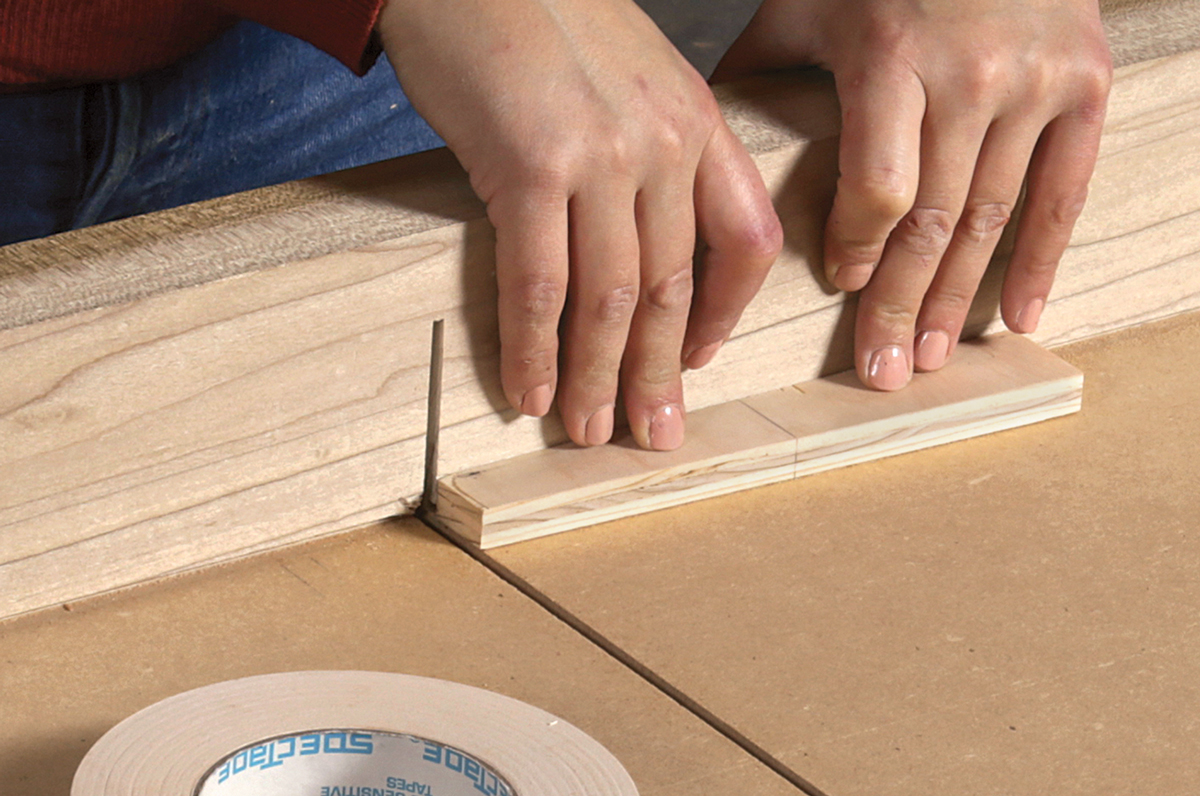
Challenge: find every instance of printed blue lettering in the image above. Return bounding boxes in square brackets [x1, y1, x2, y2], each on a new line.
[300, 734, 322, 755]
[422, 741, 442, 764]
[476, 769, 499, 796]
[276, 737, 297, 763]
[349, 732, 374, 754]
[445, 749, 464, 772]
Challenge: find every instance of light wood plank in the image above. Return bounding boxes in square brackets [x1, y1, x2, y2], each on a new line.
[434, 399, 797, 548]
[435, 335, 1082, 548]
[2, 9, 1198, 618]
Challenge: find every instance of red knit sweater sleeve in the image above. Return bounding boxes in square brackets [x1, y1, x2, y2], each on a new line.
[0, 0, 387, 87]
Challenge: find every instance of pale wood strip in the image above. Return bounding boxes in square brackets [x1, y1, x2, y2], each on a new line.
[1, 38, 1197, 620]
[747, 336, 1084, 477]
[435, 335, 1082, 549]
[435, 400, 796, 547]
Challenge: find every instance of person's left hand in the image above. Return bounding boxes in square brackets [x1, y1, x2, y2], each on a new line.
[716, 0, 1112, 389]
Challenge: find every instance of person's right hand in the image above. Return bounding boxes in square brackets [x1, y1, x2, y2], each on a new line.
[376, 0, 782, 450]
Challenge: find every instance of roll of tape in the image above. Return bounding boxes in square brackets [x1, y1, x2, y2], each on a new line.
[72, 671, 639, 796]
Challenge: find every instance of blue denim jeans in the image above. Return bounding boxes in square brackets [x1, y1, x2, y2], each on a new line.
[0, 21, 443, 246]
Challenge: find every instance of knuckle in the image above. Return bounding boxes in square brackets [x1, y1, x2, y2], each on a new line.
[609, 136, 637, 176]
[647, 115, 691, 162]
[858, 15, 913, 61]
[832, 236, 885, 268]
[588, 126, 640, 177]
[927, 282, 977, 315]
[1074, 62, 1113, 117]
[959, 54, 1006, 102]
[869, 298, 919, 332]
[637, 359, 681, 389]
[693, 89, 725, 129]
[512, 278, 567, 323]
[846, 167, 915, 222]
[512, 147, 576, 194]
[643, 262, 694, 314]
[594, 283, 639, 323]
[1047, 187, 1089, 228]
[896, 206, 955, 258]
[1077, 41, 1114, 96]
[735, 212, 785, 265]
[1021, 256, 1061, 280]
[958, 201, 1012, 243]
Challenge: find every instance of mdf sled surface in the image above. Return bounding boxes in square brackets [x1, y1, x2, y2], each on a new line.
[488, 312, 1200, 796]
[0, 518, 798, 796]
[436, 335, 1082, 548]
[3, 2, 1200, 620]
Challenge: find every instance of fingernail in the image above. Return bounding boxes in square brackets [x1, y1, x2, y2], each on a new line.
[1016, 298, 1045, 333]
[584, 404, 614, 446]
[833, 263, 874, 292]
[867, 345, 910, 391]
[684, 342, 722, 370]
[913, 330, 950, 372]
[649, 404, 685, 451]
[519, 383, 553, 416]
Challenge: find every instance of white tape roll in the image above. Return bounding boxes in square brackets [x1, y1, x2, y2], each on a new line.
[72, 671, 639, 796]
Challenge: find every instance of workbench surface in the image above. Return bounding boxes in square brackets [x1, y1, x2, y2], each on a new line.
[3, 313, 1197, 795]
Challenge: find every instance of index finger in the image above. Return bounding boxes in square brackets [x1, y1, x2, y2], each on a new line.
[682, 122, 782, 370]
[824, 68, 925, 292]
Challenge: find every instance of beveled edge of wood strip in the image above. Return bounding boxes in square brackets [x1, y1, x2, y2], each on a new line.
[434, 335, 1083, 550]
[0, 0, 1194, 332]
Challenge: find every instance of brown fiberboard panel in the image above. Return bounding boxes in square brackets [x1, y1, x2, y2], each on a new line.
[436, 335, 1081, 548]
[487, 311, 1200, 796]
[0, 518, 799, 796]
[3, 9, 1200, 621]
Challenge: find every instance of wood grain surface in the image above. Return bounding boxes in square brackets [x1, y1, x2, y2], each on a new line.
[436, 336, 1082, 548]
[2, 2, 1198, 619]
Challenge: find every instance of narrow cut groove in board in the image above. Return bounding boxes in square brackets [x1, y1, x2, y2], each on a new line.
[435, 335, 1083, 549]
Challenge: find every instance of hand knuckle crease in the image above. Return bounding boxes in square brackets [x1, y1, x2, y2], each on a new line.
[959, 201, 1012, 241]
[898, 207, 954, 256]
[515, 280, 566, 320]
[872, 301, 918, 329]
[734, 215, 785, 262]
[596, 284, 639, 322]
[1048, 189, 1088, 227]
[851, 168, 913, 219]
[644, 265, 694, 312]
[931, 284, 976, 312]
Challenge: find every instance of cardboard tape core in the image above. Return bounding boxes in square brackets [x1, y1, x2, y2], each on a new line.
[73, 671, 638, 796]
[195, 730, 514, 796]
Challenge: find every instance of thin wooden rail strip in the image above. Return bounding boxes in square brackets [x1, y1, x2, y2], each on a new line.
[434, 335, 1082, 548]
[1, 1, 1198, 619]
